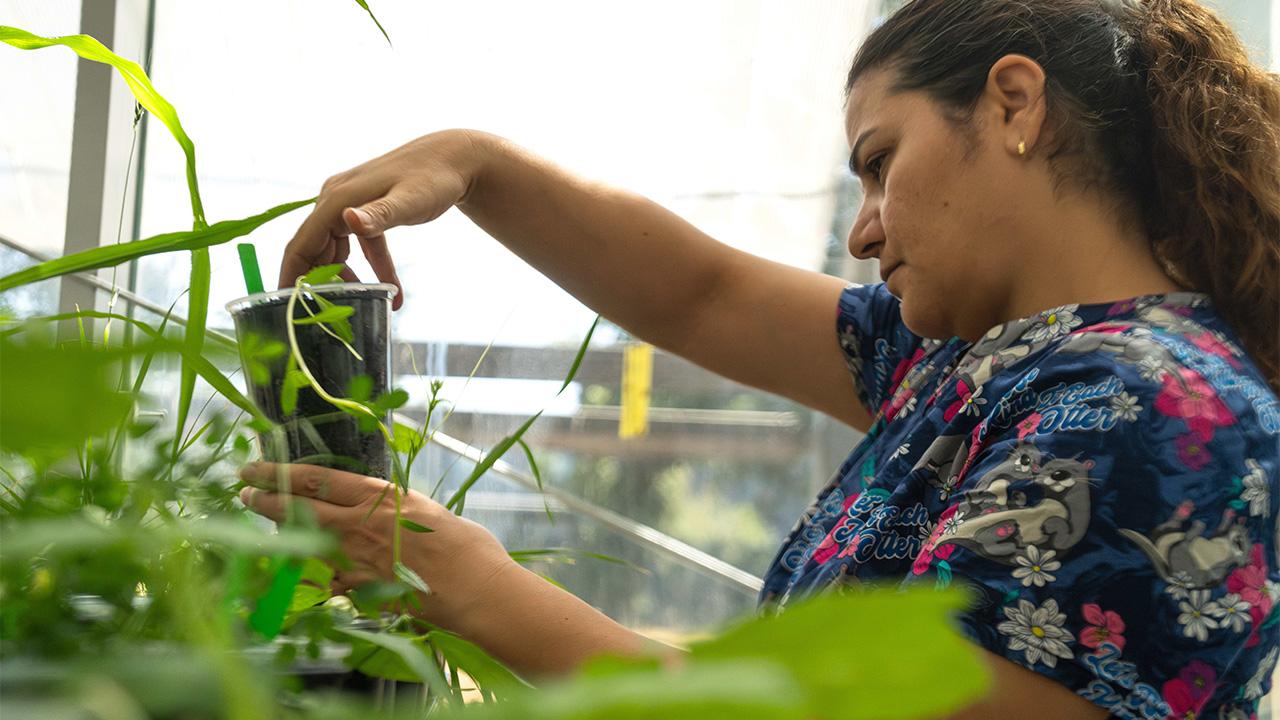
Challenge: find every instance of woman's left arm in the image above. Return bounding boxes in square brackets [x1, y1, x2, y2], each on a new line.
[238, 462, 654, 679]
[238, 463, 1112, 714]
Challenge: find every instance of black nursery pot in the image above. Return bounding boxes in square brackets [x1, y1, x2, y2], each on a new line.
[226, 283, 397, 480]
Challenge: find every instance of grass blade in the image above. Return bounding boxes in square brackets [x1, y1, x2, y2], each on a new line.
[176, 248, 211, 464]
[353, 1, 392, 46]
[444, 411, 542, 513]
[557, 315, 599, 395]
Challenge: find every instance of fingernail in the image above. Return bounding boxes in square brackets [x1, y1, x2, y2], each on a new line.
[239, 487, 253, 506]
[352, 207, 374, 230]
[238, 462, 262, 481]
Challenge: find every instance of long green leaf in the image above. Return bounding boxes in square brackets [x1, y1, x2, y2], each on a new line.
[176, 248, 212, 463]
[444, 411, 542, 512]
[515, 437, 554, 522]
[427, 630, 528, 700]
[558, 315, 599, 395]
[353, 1, 392, 46]
[0, 198, 314, 293]
[0, 26, 205, 225]
[335, 627, 455, 704]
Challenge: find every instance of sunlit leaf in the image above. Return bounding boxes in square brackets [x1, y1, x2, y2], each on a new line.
[439, 660, 801, 720]
[371, 388, 409, 412]
[291, 305, 354, 326]
[0, 198, 315, 293]
[287, 558, 335, 612]
[301, 263, 346, 286]
[691, 588, 990, 720]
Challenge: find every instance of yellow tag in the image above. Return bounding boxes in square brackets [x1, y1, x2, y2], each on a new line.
[619, 342, 653, 439]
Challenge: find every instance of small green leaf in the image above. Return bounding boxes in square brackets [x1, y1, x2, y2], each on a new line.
[248, 360, 270, 385]
[393, 562, 431, 595]
[281, 368, 308, 416]
[347, 374, 374, 402]
[372, 388, 409, 412]
[398, 518, 434, 533]
[302, 263, 346, 286]
[293, 305, 354, 325]
[392, 422, 424, 454]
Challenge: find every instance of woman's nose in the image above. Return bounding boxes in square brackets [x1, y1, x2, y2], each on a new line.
[847, 203, 885, 260]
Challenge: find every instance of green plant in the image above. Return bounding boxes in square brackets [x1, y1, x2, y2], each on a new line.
[0, 11, 993, 720]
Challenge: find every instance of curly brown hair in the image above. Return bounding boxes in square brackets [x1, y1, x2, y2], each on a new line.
[847, 0, 1280, 392]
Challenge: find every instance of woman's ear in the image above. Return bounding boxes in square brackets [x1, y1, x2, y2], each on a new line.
[982, 54, 1049, 159]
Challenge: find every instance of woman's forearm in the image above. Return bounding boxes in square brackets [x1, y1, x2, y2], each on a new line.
[449, 561, 654, 680]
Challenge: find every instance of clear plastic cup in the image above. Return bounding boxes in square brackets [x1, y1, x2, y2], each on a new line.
[226, 283, 397, 480]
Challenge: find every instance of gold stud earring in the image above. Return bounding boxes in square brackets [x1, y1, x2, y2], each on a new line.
[1017, 141, 1027, 156]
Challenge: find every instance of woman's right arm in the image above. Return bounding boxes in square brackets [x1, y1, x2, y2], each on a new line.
[280, 130, 873, 432]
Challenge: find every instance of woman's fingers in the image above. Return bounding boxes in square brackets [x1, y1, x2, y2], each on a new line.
[238, 487, 337, 524]
[238, 462, 391, 507]
[355, 233, 402, 309]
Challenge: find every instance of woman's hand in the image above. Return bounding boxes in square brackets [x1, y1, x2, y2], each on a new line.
[279, 129, 495, 309]
[237, 461, 513, 632]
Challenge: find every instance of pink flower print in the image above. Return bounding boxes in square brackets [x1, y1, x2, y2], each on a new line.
[913, 506, 959, 575]
[1016, 412, 1043, 441]
[1228, 544, 1272, 616]
[883, 386, 918, 422]
[944, 379, 985, 423]
[1106, 299, 1137, 316]
[1189, 331, 1243, 369]
[891, 348, 926, 389]
[912, 540, 955, 576]
[1155, 368, 1235, 442]
[1176, 433, 1212, 471]
[1087, 321, 1133, 335]
[1177, 660, 1218, 704]
[1162, 676, 1212, 719]
[812, 494, 860, 565]
[1245, 605, 1266, 648]
[1078, 604, 1126, 653]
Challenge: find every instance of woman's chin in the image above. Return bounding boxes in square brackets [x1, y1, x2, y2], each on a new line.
[899, 294, 950, 341]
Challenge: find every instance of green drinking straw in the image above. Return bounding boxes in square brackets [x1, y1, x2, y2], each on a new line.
[237, 243, 264, 295]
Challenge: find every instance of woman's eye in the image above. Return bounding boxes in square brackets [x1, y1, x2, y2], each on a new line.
[866, 154, 886, 182]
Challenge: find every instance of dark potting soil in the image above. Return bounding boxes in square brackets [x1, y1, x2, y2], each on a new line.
[229, 285, 394, 480]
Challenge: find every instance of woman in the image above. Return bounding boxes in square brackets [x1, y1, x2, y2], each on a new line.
[239, 0, 1280, 716]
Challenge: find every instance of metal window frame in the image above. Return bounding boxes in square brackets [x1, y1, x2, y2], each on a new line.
[59, 0, 153, 319]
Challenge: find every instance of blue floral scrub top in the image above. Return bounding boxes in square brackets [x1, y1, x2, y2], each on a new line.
[760, 283, 1280, 719]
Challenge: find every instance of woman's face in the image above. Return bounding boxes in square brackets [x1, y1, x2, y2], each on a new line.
[845, 69, 1028, 342]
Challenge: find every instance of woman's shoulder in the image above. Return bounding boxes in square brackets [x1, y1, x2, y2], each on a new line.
[1029, 297, 1280, 441]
